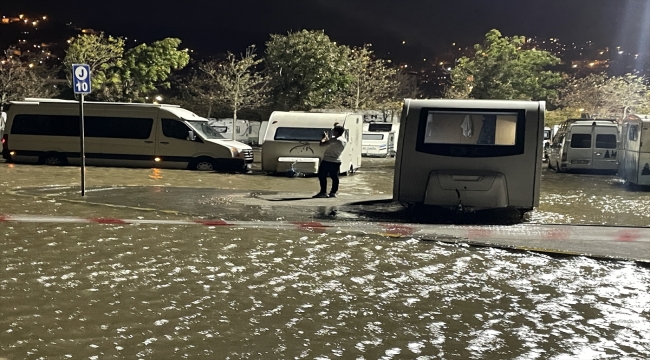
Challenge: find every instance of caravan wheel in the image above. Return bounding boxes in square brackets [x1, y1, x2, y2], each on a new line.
[343, 164, 355, 176]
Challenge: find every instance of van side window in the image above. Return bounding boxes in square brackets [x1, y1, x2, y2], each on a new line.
[570, 134, 591, 148]
[629, 125, 639, 141]
[162, 119, 191, 140]
[12, 114, 153, 139]
[86, 117, 153, 139]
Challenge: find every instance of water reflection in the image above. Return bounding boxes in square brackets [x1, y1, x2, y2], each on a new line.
[1, 158, 650, 358]
[0, 224, 648, 359]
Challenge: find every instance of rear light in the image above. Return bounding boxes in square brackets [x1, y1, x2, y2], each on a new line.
[2, 134, 7, 150]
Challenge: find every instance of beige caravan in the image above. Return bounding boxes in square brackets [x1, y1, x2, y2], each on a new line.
[619, 114, 650, 186]
[2, 99, 253, 171]
[393, 99, 545, 213]
[261, 111, 363, 175]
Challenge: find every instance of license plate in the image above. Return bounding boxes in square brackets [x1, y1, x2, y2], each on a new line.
[571, 159, 590, 164]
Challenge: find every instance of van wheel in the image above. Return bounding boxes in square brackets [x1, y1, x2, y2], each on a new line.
[190, 157, 216, 171]
[40, 152, 67, 166]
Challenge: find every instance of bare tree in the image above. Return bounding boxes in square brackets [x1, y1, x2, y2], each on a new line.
[198, 46, 267, 129]
[558, 73, 649, 120]
[334, 45, 398, 111]
[0, 59, 57, 111]
[607, 74, 648, 119]
[558, 73, 617, 118]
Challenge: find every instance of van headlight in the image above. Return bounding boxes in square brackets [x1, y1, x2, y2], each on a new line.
[230, 147, 240, 157]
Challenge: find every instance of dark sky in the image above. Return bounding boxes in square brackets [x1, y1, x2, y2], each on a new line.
[6, 0, 650, 61]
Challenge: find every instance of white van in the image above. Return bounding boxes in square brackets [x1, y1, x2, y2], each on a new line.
[362, 131, 396, 157]
[2, 98, 253, 171]
[548, 119, 619, 173]
[393, 99, 545, 213]
[619, 114, 650, 186]
[261, 111, 363, 175]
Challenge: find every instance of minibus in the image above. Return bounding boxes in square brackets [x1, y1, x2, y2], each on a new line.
[548, 119, 619, 173]
[261, 111, 363, 175]
[619, 114, 650, 186]
[393, 99, 545, 213]
[2, 99, 254, 171]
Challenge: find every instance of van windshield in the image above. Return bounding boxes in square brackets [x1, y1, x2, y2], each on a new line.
[185, 120, 227, 139]
[274, 127, 333, 141]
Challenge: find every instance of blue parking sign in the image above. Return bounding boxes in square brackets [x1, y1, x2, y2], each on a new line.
[72, 64, 91, 94]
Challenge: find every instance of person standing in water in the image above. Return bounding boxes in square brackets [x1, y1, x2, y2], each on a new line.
[313, 125, 347, 198]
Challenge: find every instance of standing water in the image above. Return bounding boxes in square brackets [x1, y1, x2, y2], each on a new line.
[1, 158, 649, 359]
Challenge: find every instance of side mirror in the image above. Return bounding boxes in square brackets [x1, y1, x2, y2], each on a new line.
[188, 130, 196, 141]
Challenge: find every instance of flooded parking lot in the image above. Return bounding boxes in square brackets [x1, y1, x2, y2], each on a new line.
[1, 157, 649, 359]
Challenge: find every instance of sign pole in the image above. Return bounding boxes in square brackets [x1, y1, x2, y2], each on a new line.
[72, 63, 91, 197]
[79, 93, 86, 196]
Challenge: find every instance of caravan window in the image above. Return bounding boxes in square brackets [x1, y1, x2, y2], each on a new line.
[629, 125, 639, 141]
[368, 123, 393, 132]
[363, 133, 385, 140]
[544, 129, 552, 140]
[274, 127, 332, 141]
[416, 108, 526, 157]
[423, 111, 518, 145]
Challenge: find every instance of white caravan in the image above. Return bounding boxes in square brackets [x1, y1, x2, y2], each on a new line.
[208, 118, 257, 144]
[548, 119, 619, 173]
[542, 126, 552, 161]
[363, 122, 400, 154]
[261, 111, 363, 175]
[258, 121, 269, 145]
[2, 99, 253, 171]
[619, 114, 650, 186]
[393, 99, 545, 213]
[362, 131, 396, 157]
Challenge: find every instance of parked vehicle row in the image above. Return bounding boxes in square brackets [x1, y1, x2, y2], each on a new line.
[545, 114, 650, 188]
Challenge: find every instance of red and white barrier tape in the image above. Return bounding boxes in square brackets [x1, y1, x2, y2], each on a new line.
[1, 214, 650, 244]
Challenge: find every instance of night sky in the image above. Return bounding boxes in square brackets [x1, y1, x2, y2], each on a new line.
[6, 0, 650, 61]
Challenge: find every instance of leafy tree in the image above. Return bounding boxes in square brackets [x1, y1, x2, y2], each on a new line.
[265, 30, 350, 110]
[0, 59, 57, 111]
[198, 46, 267, 125]
[335, 45, 398, 111]
[448, 29, 562, 100]
[63, 32, 124, 94]
[64, 34, 189, 102]
[116, 38, 190, 102]
[545, 108, 582, 126]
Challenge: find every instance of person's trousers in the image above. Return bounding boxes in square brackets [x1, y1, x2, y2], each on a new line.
[317, 160, 341, 194]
